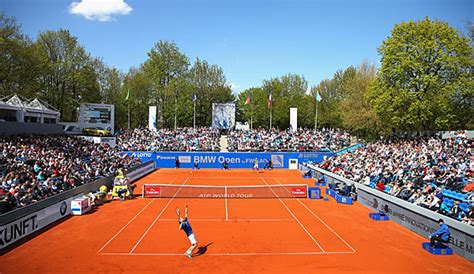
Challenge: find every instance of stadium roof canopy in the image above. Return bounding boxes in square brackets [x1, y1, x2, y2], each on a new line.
[0, 94, 60, 115]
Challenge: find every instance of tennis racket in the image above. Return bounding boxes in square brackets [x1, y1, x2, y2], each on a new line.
[175, 207, 181, 217]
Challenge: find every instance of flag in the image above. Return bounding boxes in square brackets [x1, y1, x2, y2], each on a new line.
[192, 91, 197, 102]
[125, 88, 130, 101]
[268, 93, 272, 110]
[244, 95, 251, 105]
[315, 92, 322, 102]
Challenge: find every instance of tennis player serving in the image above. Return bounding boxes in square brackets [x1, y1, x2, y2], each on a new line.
[177, 205, 197, 258]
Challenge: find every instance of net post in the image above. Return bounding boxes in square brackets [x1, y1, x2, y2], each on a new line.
[142, 184, 145, 198]
[305, 185, 309, 199]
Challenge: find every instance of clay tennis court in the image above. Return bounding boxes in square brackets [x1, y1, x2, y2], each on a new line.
[1, 169, 472, 273]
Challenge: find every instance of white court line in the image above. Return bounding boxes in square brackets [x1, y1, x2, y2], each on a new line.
[129, 177, 190, 254]
[273, 178, 356, 253]
[225, 185, 228, 221]
[98, 177, 179, 254]
[156, 218, 294, 222]
[97, 199, 155, 254]
[260, 177, 325, 252]
[99, 251, 354, 256]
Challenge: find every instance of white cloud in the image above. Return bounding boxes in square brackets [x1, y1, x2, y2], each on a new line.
[69, 0, 132, 22]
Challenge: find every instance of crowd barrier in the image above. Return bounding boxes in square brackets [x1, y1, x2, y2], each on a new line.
[302, 163, 474, 262]
[0, 161, 156, 251]
[122, 151, 334, 169]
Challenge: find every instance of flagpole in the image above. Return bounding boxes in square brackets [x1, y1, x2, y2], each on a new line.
[174, 84, 178, 130]
[127, 86, 130, 129]
[128, 101, 130, 129]
[269, 103, 272, 129]
[269, 92, 272, 129]
[250, 93, 253, 130]
[314, 99, 318, 130]
[193, 99, 196, 128]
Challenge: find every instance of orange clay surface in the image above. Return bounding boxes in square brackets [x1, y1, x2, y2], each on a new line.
[1, 169, 473, 274]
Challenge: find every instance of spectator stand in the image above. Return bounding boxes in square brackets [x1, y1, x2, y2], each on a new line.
[305, 163, 474, 262]
[0, 161, 155, 252]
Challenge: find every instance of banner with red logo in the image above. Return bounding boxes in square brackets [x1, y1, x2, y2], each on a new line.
[144, 186, 161, 197]
[291, 187, 307, 197]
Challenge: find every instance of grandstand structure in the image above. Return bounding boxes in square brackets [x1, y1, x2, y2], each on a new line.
[0, 94, 62, 135]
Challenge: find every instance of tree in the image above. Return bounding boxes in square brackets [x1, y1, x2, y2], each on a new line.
[0, 12, 39, 97]
[35, 29, 96, 121]
[371, 17, 473, 131]
[310, 67, 356, 129]
[188, 58, 234, 126]
[261, 74, 311, 129]
[339, 61, 383, 137]
[237, 87, 266, 128]
[142, 40, 189, 128]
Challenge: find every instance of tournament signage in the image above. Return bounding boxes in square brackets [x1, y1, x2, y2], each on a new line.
[291, 187, 307, 197]
[122, 152, 334, 169]
[126, 161, 156, 182]
[0, 194, 82, 250]
[144, 186, 161, 197]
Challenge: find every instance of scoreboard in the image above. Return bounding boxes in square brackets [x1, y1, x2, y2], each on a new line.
[79, 103, 115, 132]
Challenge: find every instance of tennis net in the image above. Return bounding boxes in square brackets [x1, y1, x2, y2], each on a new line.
[142, 184, 308, 199]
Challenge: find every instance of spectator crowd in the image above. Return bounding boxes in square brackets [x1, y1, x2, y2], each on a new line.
[227, 128, 351, 152]
[319, 137, 473, 225]
[118, 128, 220, 151]
[0, 136, 141, 213]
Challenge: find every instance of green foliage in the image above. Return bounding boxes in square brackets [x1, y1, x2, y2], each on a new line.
[188, 58, 234, 126]
[1, 12, 472, 133]
[142, 41, 190, 128]
[236, 74, 313, 129]
[0, 12, 39, 97]
[339, 61, 384, 137]
[371, 17, 474, 131]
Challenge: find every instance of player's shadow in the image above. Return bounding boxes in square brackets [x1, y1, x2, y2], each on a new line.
[193, 242, 213, 257]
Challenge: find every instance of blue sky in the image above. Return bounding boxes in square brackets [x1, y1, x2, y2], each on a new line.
[1, 0, 473, 93]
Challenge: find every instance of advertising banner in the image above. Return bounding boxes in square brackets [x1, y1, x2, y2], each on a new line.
[126, 161, 156, 181]
[148, 106, 157, 131]
[305, 164, 474, 262]
[122, 152, 334, 169]
[212, 103, 235, 129]
[79, 136, 116, 147]
[0, 194, 82, 250]
[357, 187, 473, 262]
[290, 108, 297, 132]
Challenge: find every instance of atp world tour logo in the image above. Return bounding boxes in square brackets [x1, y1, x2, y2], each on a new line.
[271, 155, 284, 167]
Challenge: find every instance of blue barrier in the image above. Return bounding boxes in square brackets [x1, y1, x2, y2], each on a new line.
[422, 242, 453, 255]
[325, 188, 336, 197]
[369, 212, 390, 221]
[335, 194, 353, 204]
[315, 181, 326, 186]
[122, 151, 334, 169]
[308, 187, 321, 199]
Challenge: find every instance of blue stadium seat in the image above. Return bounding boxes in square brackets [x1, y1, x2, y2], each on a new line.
[459, 203, 470, 213]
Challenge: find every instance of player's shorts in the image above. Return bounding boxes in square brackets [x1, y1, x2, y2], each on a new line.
[188, 233, 197, 245]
